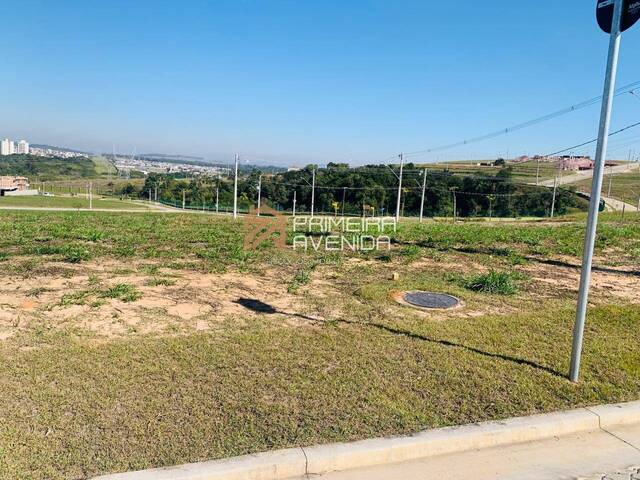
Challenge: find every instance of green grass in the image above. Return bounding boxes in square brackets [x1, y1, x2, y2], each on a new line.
[416, 159, 560, 183]
[1, 304, 639, 479]
[0, 195, 151, 210]
[574, 169, 640, 204]
[462, 270, 522, 295]
[0, 209, 639, 479]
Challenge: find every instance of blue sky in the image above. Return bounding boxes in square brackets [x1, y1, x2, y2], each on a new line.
[2, 0, 640, 166]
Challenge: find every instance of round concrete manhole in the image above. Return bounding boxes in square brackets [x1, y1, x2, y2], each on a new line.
[397, 291, 461, 310]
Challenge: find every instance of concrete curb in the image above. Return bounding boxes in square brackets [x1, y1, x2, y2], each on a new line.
[93, 400, 640, 480]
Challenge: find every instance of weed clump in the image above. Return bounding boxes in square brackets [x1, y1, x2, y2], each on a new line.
[463, 270, 521, 295]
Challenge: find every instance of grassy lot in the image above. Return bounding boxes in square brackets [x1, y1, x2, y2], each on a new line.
[418, 159, 560, 183]
[0, 210, 638, 479]
[574, 169, 640, 205]
[0, 195, 152, 210]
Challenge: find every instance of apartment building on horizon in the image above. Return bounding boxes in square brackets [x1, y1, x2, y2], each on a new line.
[1, 138, 29, 156]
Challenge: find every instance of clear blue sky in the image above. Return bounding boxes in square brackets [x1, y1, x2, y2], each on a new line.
[2, 0, 640, 166]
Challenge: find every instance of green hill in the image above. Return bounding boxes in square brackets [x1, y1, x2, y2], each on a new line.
[0, 154, 116, 181]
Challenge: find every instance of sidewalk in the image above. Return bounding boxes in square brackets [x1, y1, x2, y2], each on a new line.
[301, 423, 640, 480]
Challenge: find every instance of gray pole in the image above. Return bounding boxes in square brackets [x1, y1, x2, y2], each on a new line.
[536, 158, 540, 186]
[257, 174, 262, 216]
[419, 169, 427, 223]
[452, 188, 457, 221]
[310, 167, 316, 218]
[233, 154, 239, 219]
[215, 186, 219, 213]
[395, 153, 404, 223]
[570, 0, 623, 383]
[182, 190, 186, 209]
[292, 190, 297, 217]
[550, 175, 558, 218]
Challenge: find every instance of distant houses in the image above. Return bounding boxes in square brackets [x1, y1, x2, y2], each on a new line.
[0, 176, 36, 196]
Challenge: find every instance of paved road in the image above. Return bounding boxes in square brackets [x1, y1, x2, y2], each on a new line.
[530, 163, 639, 212]
[299, 423, 640, 480]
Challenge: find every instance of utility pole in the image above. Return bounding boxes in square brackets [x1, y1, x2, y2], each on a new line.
[89, 182, 93, 210]
[233, 154, 239, 219]
[257, 174, 262, 216]
[451, 187, 458, 221]
[292, 190, 297, 217]
[310, 167, 316, 218]
[341, 187, 346, 217]
[182, 190, 186, 209]
[419, 169, 427, 223]
[536, 158, 540, 186]
[550, 174, 558, 218]
[215, 186, 219, 213]
[395, 153, 404, 223]
[571, 0, 624, 383]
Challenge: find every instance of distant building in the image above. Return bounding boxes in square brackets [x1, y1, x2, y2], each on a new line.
[561, 157, 594, 171]
[17, 140, 29, 154]
[0, 176, 30, 195]
[1, 138, 15, 156]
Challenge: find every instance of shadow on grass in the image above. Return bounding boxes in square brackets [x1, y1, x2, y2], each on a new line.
[398, 240, 639, 278]
[234, 297, 566, 379]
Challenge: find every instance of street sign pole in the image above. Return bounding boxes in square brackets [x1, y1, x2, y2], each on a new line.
[570, 0, 624, 382]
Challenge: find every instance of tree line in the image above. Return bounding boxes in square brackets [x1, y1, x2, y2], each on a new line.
[110, 163, 588, 218]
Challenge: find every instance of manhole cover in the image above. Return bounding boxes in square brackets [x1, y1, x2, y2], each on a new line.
[401, 291, 461, 310]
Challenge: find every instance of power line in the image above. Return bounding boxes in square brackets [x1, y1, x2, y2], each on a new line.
[401, 80, 640, 158]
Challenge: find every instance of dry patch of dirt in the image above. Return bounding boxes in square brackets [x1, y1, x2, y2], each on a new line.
[0, 259, 312, 342]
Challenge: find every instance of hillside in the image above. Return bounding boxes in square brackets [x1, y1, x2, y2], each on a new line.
[0, 154, 116, 181]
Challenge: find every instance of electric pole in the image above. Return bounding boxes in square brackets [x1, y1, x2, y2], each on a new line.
[292, 190, 297, 217]
[395, 153, 404, 223]
[233, 154, 239, 219]
[550, 174, 558, 218]
[257, 174, 262, 216]
[310, 167, 316, 218]
[182, 190, 186, 209]
[451, 187, 458, 221]
[419, 169, 427, 223]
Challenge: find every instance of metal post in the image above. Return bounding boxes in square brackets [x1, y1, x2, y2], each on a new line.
[570, 0, 623, 383]
[215, 186, 219, 213]
[292, 190, 297, 217]
[550, 175, 558, 218]
[452, 188, 457, 221]
[233, 154, 239, 219]
[395, 153, 404, 223]
[257, 174, 262, 216]
[310, 167, 316, 218]
[419, 169, 427, 223]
